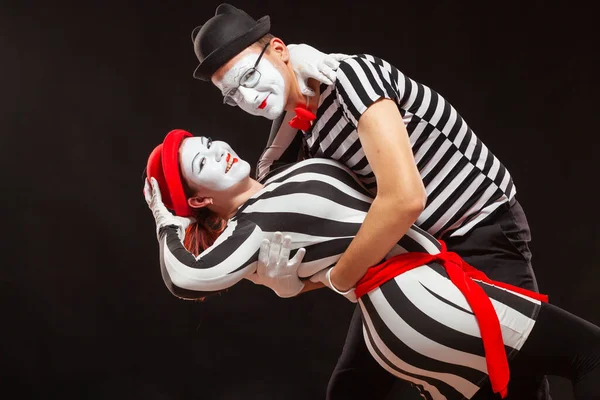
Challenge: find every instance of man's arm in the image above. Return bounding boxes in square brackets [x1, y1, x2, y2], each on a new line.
[298, 280, 326, 294]
[329, 102, 426, 291]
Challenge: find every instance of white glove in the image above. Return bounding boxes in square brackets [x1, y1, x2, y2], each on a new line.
[246, 232, 306, 298]
[144, 177, 194, 241]
[288, 43, 352, 96]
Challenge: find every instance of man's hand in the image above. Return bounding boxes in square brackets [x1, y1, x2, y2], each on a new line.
[307, 268, 358, 303]
[246, 232, 306, 298]
[288, 43, 351, 96]
[144, 177, 194, 241]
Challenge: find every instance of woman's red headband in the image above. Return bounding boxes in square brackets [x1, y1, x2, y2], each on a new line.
[146, 129, 193, 217]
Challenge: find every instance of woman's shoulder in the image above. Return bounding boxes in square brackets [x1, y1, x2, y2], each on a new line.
[261, 158, 352, 183]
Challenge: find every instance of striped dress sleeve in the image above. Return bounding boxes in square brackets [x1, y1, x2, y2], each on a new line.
[334, 55, 403, 128]
[158, 217, 263, 300]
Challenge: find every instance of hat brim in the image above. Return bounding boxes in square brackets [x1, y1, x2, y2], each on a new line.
[193, 15, 270, 81]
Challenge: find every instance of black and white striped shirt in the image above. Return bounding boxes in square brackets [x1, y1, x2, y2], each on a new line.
[158, 158, 441, 300]
[257, 55, 516, 238]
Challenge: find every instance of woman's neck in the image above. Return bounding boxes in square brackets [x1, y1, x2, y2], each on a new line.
[210, 179, 264, 219]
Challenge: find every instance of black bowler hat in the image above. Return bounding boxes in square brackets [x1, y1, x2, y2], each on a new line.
[191, 3, 271, 81]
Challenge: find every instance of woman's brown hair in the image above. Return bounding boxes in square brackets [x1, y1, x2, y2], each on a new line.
[181, 182, 227, 257]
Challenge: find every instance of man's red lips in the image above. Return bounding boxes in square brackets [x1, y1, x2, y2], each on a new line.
[258, 94, 269, 109]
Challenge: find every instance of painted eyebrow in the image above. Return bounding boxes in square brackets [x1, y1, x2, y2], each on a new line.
[190, 137, 207, 173]
[191, 152, 201, 174]
[219, 59, 254, 93]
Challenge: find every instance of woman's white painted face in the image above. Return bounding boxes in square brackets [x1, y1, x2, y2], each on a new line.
[214, 45, 287, 120]
[179, 137, 251, 192]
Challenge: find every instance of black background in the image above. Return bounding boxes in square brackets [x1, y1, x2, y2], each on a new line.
[1, 1, 598, 399]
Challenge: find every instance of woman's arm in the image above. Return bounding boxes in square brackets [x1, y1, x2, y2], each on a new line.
[256, 45, 349, 182]
[145, 178, 263, 300]
[158, 219, 264, 300]
[255, 112, 304, 182]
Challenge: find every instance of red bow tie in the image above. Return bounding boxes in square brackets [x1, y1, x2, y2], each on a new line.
[289, 106, 316, 131]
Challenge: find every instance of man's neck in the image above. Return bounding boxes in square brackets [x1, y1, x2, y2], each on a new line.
[306, 78, 321, 113]
[287, 74, 322, 115]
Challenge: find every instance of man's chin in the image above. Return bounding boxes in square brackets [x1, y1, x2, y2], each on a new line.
[264, 106, 285, 120]
[244, 102, 284, 120]
[248, 109, 279, 120]
[255, 110, 282, 120]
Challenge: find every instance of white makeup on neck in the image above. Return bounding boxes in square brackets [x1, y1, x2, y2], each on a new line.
[179, 137, 251, 193]
[215, 52, 287, 120]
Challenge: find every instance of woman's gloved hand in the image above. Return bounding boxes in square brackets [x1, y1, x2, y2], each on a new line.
[144, 177, 194, 241]
[288, 43, 351, 96]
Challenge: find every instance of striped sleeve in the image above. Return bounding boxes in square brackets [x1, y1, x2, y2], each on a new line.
[158, 217, 263, 300]
[335, 55, 402, 127]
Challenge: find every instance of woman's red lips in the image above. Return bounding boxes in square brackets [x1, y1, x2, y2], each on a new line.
[225, 154, 238, 173]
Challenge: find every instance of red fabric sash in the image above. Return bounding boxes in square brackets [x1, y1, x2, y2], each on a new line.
[354, 241, 548, 399]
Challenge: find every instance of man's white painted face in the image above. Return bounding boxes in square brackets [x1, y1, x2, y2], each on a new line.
[214, 44, 287, 120]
